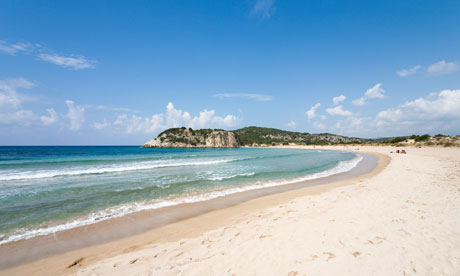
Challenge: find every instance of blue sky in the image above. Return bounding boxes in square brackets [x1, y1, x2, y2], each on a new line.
[1, 0, 459, 145]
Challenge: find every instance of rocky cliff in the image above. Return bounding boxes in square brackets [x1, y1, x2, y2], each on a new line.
[142, 128, 240, 148]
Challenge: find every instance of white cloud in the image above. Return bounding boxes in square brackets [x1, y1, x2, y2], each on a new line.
[352, 83, 385, 106]
[377, 89, 460, 124]
[331, 115, 369, 136]
[0, 110, 36, 125]
[287, 120, 296, 128]
[0, 78, 37, 125]
[349, 116, 365, 128]
[40, 108, 58, 125]
[251, 0, 276, 18]
[0, 41, 96, 70]
[352, 97, 366, 106]
[189, 109, 238, 129]
[397, 65, 421, 77]
[326, 105, 352, 116]
[92, 119, 109, 129]
[313, 121, 325, 130]
[372, 89, 460, 136]
[114, 114, 164, 134]
[332, 94, 346, 105]
[0, 77, 35, 91]
[306, 103, 320, 119]
[213, 93, 273, 102]
[65, 100, 85, 130]
[0, 78, 35, 108]
[317, 89, 460, 137]
[39, 54, 95, 70]
[113, 102, 240, 134]
[0, 41, 33, 55]
[427, 60, 459, 76]
[364, 83, 385, 99]
[165, 102, 191, 127]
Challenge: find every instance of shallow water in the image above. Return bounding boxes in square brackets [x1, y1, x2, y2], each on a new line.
[0, 146, 358, 244]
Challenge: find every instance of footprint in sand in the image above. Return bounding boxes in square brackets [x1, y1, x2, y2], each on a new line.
[323, 252, 336, 261]
[259, 234, 272, 239]
[67, 257, 84, 268]
[153, 249, 167, 258]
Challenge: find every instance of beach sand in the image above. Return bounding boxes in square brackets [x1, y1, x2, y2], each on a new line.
[2, 146, 460, 275]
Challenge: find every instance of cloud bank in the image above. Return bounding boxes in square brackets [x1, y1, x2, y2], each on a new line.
[113, 102, 240, 134]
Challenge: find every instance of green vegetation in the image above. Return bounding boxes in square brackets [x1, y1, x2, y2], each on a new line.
[156, 127, 216, 145]
[154, 127, 233, 146]
[154, 127, 457, 147]
[380, 134, 432, 144]
[375, 133, 459, 147]
[410, 134, 430, 141]
[234, 126, 366, 146]
[387, 136, 408, 144]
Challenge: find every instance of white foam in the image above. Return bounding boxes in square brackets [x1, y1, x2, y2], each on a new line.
[0, 159, 235, 181]
[0, 154, 363, 245]
[208, 172, 256, 181]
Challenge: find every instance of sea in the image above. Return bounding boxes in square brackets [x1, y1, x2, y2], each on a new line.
[0, 146, 361, 245]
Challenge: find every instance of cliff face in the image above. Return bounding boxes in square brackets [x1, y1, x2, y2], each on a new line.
[142, 128, 240, 148]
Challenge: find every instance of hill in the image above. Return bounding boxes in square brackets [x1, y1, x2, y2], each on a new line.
[141, 127, 240, 148]
[234, 126, 367, 146]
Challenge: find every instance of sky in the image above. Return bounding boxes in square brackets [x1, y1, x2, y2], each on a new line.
[1, 0, 460, 145]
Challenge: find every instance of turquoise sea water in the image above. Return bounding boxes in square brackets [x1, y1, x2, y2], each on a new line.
[0, 146, 359, 244]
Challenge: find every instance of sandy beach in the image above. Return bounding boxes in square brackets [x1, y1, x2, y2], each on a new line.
[2, 145, 460, 275]
[3, 1, 459, 275]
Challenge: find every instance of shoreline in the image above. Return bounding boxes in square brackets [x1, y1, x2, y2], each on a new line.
[0, 149, 362, 246]
[0, 149, 387, 275]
